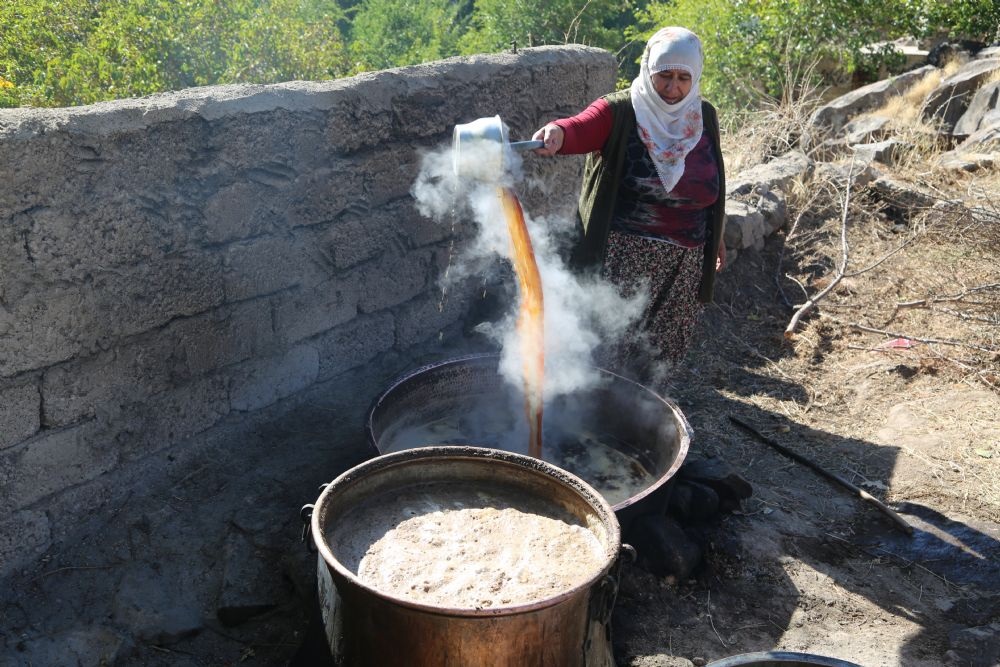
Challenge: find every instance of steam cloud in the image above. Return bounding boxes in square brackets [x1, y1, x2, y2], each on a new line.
[411, 139, 647, 399]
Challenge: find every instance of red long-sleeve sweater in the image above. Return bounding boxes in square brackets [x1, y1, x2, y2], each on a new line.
[554, 98, 720, 248]
[553, 98, 613, 154]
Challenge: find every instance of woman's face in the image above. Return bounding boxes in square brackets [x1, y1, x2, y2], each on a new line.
[652, 69, 692, 104]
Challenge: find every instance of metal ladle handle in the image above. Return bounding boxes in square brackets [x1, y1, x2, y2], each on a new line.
[510, 140, 544, 151]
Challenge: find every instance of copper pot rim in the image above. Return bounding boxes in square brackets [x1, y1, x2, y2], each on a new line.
[311, 444, 622, 617]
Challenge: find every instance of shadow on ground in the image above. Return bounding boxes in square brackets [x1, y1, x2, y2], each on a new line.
[611, 242, 1000, 667]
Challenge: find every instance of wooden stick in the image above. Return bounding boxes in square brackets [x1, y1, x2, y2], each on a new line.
[896, 282, 1000, 308]
[729, 415, 914, 536]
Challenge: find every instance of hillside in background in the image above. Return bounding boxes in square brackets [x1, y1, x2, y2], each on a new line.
[2, 0, 999, 111]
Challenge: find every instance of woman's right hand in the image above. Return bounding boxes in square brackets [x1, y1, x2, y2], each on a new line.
[532, 124, 564, 157]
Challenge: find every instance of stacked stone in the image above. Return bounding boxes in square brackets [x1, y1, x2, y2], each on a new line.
[0, 46, 613, 578]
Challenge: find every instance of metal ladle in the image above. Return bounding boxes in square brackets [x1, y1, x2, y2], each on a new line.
[452, 115, 543, 181]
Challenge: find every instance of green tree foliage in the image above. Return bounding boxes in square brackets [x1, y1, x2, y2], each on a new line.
[0, 0, 96, 107]
[920, 0, 1000, 43]
[458, 0, 632, 56]
[349, 0, 467, 72]
[632, 0, 1000, 111]
[3, 0, 996, 110]
[1, 0, 347, 107]
[632, 0, 916, 109]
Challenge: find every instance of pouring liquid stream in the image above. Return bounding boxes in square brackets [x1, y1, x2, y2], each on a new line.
[496, 186, 544, 459]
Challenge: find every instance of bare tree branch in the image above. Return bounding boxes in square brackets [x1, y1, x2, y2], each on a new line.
[785, 273, 810, 306]
[775, 194, 822, 308]
[928, 306, 1000, 324]
[924, 347, 1000, 391]
[564, 0, 595, 44]
[785, 159, 855, 337]
[896, 283, 1000, 309]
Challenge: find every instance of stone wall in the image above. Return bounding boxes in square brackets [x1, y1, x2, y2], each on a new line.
[0, 46, 616, 574]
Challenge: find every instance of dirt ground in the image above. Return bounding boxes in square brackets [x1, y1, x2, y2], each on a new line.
[2, 165, 997, 666]
[611, 168, 1000, 666]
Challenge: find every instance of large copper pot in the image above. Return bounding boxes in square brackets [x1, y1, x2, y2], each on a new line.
[309, 446, 626, 667]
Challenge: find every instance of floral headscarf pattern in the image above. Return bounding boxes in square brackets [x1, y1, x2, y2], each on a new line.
[629, 26, 705, 193]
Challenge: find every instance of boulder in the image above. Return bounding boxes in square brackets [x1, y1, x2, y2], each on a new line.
[954, 116, 1000, 153]
[757, 189, 788, 234]
[953, 80, 1000, 137]
[813, 160, 881, 191]
[926, 41, 978, 67]
[866, 176, 939, 223]
[937, 151, 996, 172]
[844, 114, 893, 144]
[728, 150, 813, 197]
[724, 201, 765, 252]
[809, 136, 853, 162]
[806, 65, 936, 141]
[920, 58, 1000, 132]
[859, 37, 929, 73]
[929, 200, 972, 220]
[850, 139, 911, 166]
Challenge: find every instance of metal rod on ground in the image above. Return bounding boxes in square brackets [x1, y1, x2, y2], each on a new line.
[728, 415, 914, 536]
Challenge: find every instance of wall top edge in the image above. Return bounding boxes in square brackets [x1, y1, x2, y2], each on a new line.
[0, 46, 614, 140]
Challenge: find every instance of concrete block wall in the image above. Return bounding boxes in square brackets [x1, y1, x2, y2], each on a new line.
[0, 46, 617, 573]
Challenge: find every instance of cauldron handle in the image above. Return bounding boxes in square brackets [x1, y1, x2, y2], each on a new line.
[300, 504, 316, 553]
[583, 544, 636, 666]
[594, 543, 635, 623]
[300, 483, 331, 553]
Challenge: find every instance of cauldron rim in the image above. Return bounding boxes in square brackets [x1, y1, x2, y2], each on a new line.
[364, 352, 693, 514]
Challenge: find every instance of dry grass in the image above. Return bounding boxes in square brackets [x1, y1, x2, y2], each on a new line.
[807, 176, 998, 391]
[643, 68, 1000, 666]
[720, 72, 1000, 521]
[696, 174, 1000, 522]
[878, 72, 942, 125]
[721, 64, 1000, 395]
[721, 59, 825, 174]
[715, 51, 1000, 412]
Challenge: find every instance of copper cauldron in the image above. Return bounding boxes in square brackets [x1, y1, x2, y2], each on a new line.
[308, 446, 628, 667]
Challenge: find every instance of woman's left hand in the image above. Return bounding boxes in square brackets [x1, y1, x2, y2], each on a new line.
[716, 243, 726, 272]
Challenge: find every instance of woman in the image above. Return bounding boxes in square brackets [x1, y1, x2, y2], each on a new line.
[532, 26, 725, 379]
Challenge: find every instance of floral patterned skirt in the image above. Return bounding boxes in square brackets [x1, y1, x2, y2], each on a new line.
[598, 230, 704, 377]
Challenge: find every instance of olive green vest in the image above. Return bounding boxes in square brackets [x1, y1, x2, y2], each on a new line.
[572, 90, 726, 303]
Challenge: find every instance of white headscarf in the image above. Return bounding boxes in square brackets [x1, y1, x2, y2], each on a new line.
[629, 27, 705, 193]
